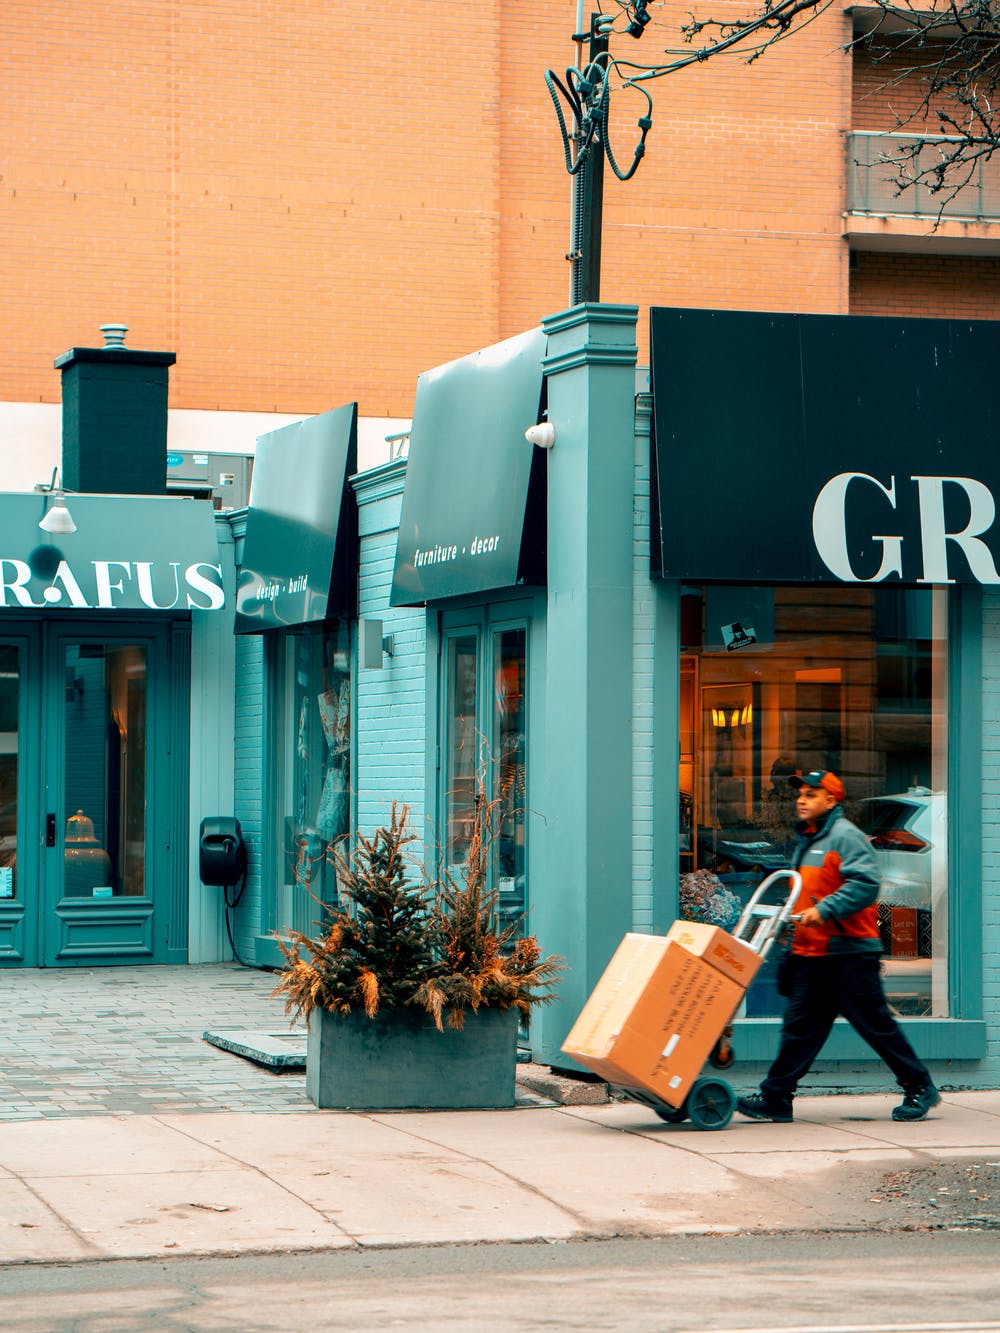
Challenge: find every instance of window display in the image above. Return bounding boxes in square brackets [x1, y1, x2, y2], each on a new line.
[679, 586, 948, 1018]
[274, 623, 351, 935]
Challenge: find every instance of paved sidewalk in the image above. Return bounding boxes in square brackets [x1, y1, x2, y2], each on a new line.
[0, 964, 309, 1120]
[0, 965, 997, 1265]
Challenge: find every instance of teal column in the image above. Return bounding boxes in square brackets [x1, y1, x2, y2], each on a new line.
[533, 303, 639, 1067]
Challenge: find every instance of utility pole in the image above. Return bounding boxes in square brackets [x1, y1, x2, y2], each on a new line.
[568, 12, 608, 306]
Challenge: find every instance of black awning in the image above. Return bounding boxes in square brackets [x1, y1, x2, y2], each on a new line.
[235, 403, 357, 633]
[0, 494, 224, 611]
[390, 328, 546, 607]
[651, 307, 1000, 586]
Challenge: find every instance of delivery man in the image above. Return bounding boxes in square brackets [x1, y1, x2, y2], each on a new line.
[736, 770, 941, 1124]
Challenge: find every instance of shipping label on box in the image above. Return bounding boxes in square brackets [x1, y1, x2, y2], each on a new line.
[561, 933, 673, 1083]
[664, 919, 761, 987]
[612, 944, 745, 1107]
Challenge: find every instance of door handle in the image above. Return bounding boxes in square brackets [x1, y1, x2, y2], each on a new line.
[45, 813, 56, 848]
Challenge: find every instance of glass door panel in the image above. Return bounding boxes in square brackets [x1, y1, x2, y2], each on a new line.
[0, 646, 20, 905]
[62, 643, 148, 900]
[444, 635, 479, 876]
[0, 636, 39, 966]
[493, 627, 527, 934]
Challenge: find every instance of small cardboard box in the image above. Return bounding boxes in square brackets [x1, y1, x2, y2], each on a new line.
[664, 919, 761, 987]
[560, 933, 674, 1087]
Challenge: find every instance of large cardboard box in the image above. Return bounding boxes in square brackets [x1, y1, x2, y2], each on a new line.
[560, 933, 673, 1087]
[612, 944, 744, 1106]
[561, 929, 749, 1107]
[664, 919, 761, 987]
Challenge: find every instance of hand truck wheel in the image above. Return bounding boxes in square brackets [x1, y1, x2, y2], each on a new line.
[686, 1076, 737, 1131]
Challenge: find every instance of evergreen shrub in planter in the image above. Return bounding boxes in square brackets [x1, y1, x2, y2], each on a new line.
[272, 795, 561, 1110]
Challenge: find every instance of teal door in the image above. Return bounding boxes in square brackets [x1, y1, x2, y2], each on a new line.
[0, 621, 186, 967]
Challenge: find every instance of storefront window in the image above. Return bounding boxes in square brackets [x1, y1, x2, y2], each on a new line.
[274, 622, 351, 935]
[679, 586, 948, 1018]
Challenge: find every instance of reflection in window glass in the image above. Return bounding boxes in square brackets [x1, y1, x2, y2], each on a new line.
[678, 586, 948, 1018]
[275, 623, 351, 935]
[444, 636, 479, 875]
[0, 647, 18, 901]
[494, 628, 527, 934]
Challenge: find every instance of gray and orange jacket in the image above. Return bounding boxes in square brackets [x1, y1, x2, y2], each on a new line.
[790, 806, 882, 957]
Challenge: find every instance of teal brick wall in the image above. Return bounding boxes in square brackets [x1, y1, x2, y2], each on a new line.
[354, 460, 429, 863]
[233, 630, 265, 962]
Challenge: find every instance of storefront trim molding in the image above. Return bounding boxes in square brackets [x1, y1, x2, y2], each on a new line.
[352, 458, 406, 539]
[951, 584, 984, 1021]
[533, 302, 638, 1065]
[733, 1017, 987, 1063]
[352, 457, 406, 508]
[542, 304, 638, 374]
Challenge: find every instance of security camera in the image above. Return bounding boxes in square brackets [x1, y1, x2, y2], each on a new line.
[524, 422, 556, 449]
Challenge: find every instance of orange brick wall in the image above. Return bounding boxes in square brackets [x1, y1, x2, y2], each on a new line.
[850, 252, 1000, 319]
[0, 1, 885, 419]
[852, 38, 962, 132]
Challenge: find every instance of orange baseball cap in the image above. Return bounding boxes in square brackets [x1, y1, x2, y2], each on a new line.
[789, 770, 846, 802]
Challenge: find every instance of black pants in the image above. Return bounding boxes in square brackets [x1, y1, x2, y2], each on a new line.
[760, 953, 931, 1108]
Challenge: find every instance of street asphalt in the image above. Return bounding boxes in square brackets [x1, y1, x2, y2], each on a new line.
[0, 963, 997, 1265]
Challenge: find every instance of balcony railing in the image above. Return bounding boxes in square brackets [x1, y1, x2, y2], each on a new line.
[847, 131, 1000, 222]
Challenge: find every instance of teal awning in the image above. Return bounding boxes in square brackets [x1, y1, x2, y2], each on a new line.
[390, 328, 547, 606]
[235, 404, 357, 633]
[0, 494, 224, 611]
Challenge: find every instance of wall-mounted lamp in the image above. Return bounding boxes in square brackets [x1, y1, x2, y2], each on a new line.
[711, 704, 752, 729]
[525, 422, 556, 449]
[35, 468, 77, 535]
[360, 618, 394, 670]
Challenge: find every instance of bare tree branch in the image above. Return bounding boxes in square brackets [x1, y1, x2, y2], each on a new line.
[546, 0, 1000, 212]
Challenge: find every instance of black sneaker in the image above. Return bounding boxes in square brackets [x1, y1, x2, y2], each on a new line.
[736, 1093, 793, 1123]
[892, 1084, 941, 1122]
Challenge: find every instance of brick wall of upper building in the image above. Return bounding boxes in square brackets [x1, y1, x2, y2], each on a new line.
[851, 37, 962, 132]
[3, 0, 853, 418]
[850, 253, 1000, 319]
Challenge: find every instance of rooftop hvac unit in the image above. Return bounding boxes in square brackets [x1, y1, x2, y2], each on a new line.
[166, 451, 253, 510]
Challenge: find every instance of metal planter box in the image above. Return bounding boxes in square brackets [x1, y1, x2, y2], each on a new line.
[306, 1005, 519, 1110]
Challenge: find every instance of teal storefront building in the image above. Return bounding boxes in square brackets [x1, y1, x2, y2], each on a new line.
[0, 336, 236, 968]
[226, 303, 998, 1093]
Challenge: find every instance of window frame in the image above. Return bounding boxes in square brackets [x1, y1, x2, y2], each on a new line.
[436, 596, 539, 932]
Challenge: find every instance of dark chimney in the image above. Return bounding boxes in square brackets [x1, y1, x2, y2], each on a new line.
[54, 324, 176, 495]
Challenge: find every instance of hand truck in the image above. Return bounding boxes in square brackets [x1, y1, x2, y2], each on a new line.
[614, 868, 802, 1130]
